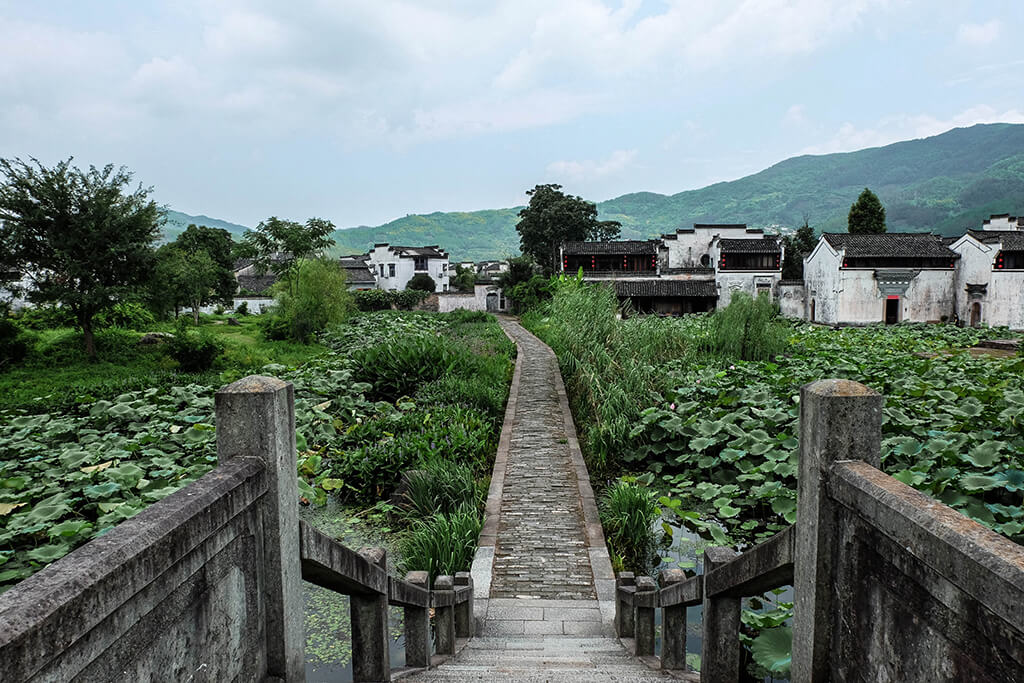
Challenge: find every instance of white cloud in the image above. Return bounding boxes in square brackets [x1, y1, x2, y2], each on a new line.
[784, 105, 807, 126]
[801, 105, 1024, 155]
[546, 149, 638, 183]
[956, 20, 1002, 47]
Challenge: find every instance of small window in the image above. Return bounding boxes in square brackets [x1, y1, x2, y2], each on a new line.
[388, 263, 396, 277]
[414, 257, 428, 271]
[379, 264, 385, 277]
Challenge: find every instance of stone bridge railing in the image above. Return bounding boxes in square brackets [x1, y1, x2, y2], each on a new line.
[616, 379, 1024, 681]
[0, 376, 471, 683]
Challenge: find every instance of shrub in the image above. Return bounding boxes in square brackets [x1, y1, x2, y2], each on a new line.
[267, 259, 355, 342]
[350, 334, 462, 400]
[15, 306, 76, 330]
[167, 319, 225, 372]
[599, 478, 661, 574]
[93, 301, 156, 330]
[258, 313, 292, 341]
[0, 318, 32, 367]
[235, 301, 249, 316]
[406, 272, 436, 292]
[29, 327, 142, 365]
[703, 292, 788, 361]
[398, 507, 484, 579]
[447, 309, 493, 324]
[354, 289, 431, 312]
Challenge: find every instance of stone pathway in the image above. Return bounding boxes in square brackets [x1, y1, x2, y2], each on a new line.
[410, 320, 669, 681]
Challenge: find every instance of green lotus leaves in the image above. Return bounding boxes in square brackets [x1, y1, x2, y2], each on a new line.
[751, 626, 793, 675]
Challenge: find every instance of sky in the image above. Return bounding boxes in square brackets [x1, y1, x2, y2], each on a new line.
[1, 1, 1022, 229]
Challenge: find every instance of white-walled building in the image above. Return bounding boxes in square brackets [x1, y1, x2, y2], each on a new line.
[949, 215, 1024, 328]
[366, 244, 450, 293]
[558, 224, 783, 314]
[802, 233, 959, 325]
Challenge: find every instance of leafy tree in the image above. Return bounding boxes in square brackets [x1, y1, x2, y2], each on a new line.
[238, 216, 336, 296]
[848, 188, 887, 234]
[153, 245, 221, 325]
[262, 258, 354, 342]
[516, 184, 621, 274]
[453, 265, 477, 292]
[781, 218, 818, 279]
[174, 224, 236, 303]
[496, 256, 546, 312]
[407, 273, 437, 292]
[0, 158, 161, 359]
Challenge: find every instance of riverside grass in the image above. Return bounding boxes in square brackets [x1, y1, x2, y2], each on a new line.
[599, 477, 662, 574]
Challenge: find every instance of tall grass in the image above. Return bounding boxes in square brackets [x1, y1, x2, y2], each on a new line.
[402, 457, 485, 519]
[599, 478, 662, 574]
[702, 292, 788, 361]
[523, 280, 688, 473]
[398, 507, 484, 579]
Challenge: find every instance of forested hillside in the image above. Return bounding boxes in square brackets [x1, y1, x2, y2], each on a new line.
[164, 124, 1024, 261]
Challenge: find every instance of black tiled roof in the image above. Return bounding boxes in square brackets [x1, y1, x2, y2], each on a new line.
[562, 240, 658, 255]
[718, 238, 781, 254]
[389, 245, 448, 259]
[613, 279, 718, 298]
[236, 274, 277, 294]
[822, 233, 958, 258]
[966, 230, 1024, 250]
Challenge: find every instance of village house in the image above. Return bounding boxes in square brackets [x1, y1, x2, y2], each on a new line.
[801, 233, 959, 325]
[559, 224, 783, 314]
[338, 255, 377, 291]
[366, 243, 450, 293]
[949, 214, 1024, 328]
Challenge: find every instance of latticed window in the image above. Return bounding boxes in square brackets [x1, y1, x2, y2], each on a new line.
[414, 257, 428, 271]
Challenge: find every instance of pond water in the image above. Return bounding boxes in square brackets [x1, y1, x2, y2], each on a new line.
[655, 521, 791, 682]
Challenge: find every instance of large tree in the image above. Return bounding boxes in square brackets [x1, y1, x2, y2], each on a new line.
[238, 216, 336, 296]
[848, 188, 887, 234]
[0, 158, 161, 358]
[781, 218, 818, 279]
[175, 224, 237, 304]
[516, 184, 621, 274]
[153, 245, 221, 325]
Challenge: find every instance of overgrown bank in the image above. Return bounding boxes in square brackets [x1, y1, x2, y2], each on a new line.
[523, 282, 1024, 554]
[0, 310, 514, 592]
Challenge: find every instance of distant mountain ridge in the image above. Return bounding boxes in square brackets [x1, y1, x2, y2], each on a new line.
[330, 123, 1024, 261]
[168, 123, 1024, 261]
[160, 210, 250, 242]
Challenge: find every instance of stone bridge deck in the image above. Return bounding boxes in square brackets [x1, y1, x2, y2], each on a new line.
[411, 320, 668, 681]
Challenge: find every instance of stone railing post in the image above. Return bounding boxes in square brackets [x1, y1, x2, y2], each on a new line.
[216, 376, 303, 680]
[615, 572, 635, 637]
[633, 576, 657, 657]
[404, 571, 431, 670]
[351, 547, 390, 683]
[454, 571, 475, 638]
[792, 379, 882, 682]
[659, 568, 687, 670]
[701, 547, 741, 681]
[434, 575, 456, 656]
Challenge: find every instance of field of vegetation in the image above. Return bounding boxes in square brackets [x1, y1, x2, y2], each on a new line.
[523, 281, 1024, 555]
[0, 309, 514, 593]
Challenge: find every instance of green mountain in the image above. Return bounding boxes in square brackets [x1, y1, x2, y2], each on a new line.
[329, 123, 1024, 261]
[160, 210, 250, 242]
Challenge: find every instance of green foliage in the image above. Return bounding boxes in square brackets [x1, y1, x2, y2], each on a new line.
[406, 272, 436, 292]
[0, 319, 34, 368]
[174, 224, 237, 303]
[234, 301, 249, 316]
[599, 477, 662, 574]
[703, 292, 789, 361]
[13, 305, 76, 330]
[402, 459, 483, 519]
[349, 334, 462, 400]
[508, 274, 553, 313]
[750, 626, 792, 677]
[517, 184, 621, 274]
[848, 187, 887, 234]
[398, 508, 484, 579]
[238, 216, 336, 297]
[167, 319, 225, 372]
[781, 219, 816, 279]
[264, 259, 354, 342]
[353, 289, 430, 311]
[0, 157, 162, 358]
[453, 265, 476, 292]
[93, 301, 156, 330]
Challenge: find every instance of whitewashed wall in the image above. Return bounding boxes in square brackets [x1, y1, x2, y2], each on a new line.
[778, 283, 807, 319]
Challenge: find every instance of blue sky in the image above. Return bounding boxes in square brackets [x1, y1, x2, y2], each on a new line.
[1, 1, 1022, 228]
